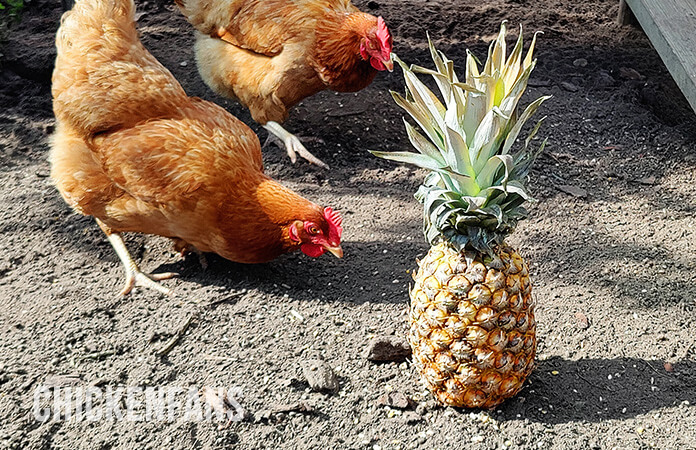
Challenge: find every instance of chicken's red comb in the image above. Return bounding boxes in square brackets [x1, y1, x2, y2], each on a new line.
[376, 17, 392, 51]
[323, 207, 343, 242]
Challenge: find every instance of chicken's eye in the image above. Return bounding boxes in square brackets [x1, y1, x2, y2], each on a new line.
[305, 223, 320, 235]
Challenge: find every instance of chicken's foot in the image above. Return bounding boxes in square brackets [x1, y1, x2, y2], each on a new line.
[172, 238, 209, 269]
[263, 121, 329, 169]
[97, 220, 177, 296]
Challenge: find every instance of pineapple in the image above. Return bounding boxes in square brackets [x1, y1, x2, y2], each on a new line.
[372, 23, 550, 408]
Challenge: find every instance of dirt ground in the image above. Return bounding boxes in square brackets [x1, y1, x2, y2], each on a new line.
[1, 0, 696, 448]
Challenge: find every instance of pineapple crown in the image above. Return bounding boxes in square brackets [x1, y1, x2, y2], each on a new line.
[372, 22, 550, 253]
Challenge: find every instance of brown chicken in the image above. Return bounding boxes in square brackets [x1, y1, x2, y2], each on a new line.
[50, 0, 344, 296]
[175, 0, 394, 168]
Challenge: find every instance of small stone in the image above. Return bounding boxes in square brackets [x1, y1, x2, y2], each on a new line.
[376, 392, 414, 409]
[253, 402, 313, 422]
[573, 58, 588, 67]
[596, 70, 616, 89]
[664, 362, 674, 372]
[560, 81, 579, 92]
[528, 79, 552, 87]
[619, 67, 643, 80]
[638, 176, 656, 185]
[42, 375, 82, 387]
[400, 411, 422, 424]
[179, 61, 188, 67]
[363, 336, 411, 362]
[254, 409, 273, 422]
[274, 401, 314, 414]
[558, 185, 587, 198]
[574, 311, 589, 329]
[301, 359, 338, 393]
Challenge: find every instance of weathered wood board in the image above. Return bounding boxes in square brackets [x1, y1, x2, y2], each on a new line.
[623, 0, 696, 113]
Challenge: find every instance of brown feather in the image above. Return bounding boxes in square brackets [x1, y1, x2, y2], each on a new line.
[178, 0, 387, 124]
[51, 0, 334, 265]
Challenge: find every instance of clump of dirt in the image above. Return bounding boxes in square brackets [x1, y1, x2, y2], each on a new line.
[1, 0, 695, 449]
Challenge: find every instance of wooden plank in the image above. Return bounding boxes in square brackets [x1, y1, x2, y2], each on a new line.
[617, 0, 637, 26]
[624, 0, 696, 113]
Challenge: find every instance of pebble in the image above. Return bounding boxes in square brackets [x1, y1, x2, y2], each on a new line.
[574, 311, 590, 329]
[596, 70, 616, 88]
[253, 401, 314, 422]
[42, 374, 82, 387]
[573, 58, 588, 67]
[363, 336, 411, 362]
[619, 67, 643, 80]
[560, 81, 579, 92]
[558, 185, 587, 198]
[400, 411, 422, 424]
[376, 392, 414, 409]
[254, 410, 273, 422]
[528, 78, 552, 87]
[301, 359, 339, 393]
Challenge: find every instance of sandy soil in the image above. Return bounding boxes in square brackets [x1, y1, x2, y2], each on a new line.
[1, 0, 695, 448]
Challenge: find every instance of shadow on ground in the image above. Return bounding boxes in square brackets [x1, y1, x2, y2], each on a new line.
[495, 356, 696, 424]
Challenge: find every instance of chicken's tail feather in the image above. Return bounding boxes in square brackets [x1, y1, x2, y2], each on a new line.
[52, 0, 187, 136]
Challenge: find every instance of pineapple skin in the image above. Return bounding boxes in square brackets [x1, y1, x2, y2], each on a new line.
[409, 242, 536, 408]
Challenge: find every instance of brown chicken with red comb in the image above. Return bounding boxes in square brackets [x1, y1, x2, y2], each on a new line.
[175, 0, 394, 168]
[51, 0, 344, 296]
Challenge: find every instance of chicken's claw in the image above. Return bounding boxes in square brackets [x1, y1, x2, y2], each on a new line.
[97, 219, 177, 296]
[120, 270, 178, 296]
[286, 134, 329, 169]
[172, 238, 209, 269]
[263, 121, 329, 169]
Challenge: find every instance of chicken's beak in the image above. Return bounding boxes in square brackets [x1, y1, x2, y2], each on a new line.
[324, 244, 344, 259]
[384, 55, 394, 72]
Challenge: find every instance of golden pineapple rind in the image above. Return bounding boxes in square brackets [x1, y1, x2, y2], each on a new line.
[409, 242, 536, 409]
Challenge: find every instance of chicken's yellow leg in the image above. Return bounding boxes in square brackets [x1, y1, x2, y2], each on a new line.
[263, 121, 329, 169]
[96, 219, 177, 296]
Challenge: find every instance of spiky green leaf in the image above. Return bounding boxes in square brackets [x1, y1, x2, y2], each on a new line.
[374, 23, 549, 252]
[369, 150, 445, 171]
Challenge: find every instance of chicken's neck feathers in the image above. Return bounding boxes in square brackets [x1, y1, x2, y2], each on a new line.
[215, 177, 324, 259]
[313, 11, 378, 92]
[253, 178, 323, 226]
